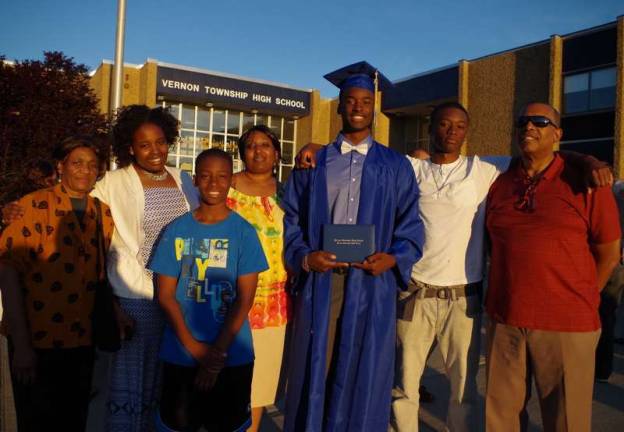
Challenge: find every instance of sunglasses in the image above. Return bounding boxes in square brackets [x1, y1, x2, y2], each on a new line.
[516, 115, 559, 129]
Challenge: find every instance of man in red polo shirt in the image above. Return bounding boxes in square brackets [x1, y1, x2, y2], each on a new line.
[485, 102, 621, 432]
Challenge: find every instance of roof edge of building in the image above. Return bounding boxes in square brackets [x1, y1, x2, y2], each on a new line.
[393, 18, 618, 85]
[89, 59, 143, 76]
[392, 64, 458, 84]
[466, 38, 551, 64]
[153, 59, 314, 93]
[560, 19, 617, 40]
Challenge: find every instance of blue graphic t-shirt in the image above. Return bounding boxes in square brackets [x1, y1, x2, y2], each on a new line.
[149, 211, 268, 367]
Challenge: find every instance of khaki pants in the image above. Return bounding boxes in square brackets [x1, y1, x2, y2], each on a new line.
[326, 272, 347, 378]
[485, 321, 600, 432]
[391, 281, 482, 432]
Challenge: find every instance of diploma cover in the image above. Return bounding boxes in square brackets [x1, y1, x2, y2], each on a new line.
[322, 224, 375, 263]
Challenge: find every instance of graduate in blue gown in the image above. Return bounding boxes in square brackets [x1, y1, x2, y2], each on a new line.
[282, 61, 424, 431]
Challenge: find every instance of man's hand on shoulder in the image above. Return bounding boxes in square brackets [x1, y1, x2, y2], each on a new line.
[561, 151, 613, 188]
[588, 164, 613, 188]
[295, 143, 323, 169]
[352, 252, 396, 276]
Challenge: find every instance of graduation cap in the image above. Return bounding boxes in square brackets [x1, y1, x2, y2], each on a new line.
[323, 61, 393, 94]
[324, 61, 393, 131]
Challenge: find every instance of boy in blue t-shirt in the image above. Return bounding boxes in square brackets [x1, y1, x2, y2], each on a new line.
[149, 148, 268, 432]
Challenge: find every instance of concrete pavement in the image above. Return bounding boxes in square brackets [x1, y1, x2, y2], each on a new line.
[259, 309, 624, 431]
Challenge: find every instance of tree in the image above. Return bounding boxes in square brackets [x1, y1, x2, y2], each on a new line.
[0, 51, 108, 204]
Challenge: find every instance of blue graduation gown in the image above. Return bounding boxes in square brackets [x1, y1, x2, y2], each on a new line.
[282, 140, 424, 431]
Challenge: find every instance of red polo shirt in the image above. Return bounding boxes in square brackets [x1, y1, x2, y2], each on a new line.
[485, 153, 620, 332]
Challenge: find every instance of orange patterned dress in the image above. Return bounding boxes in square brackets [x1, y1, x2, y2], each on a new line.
[227, 188, 290, 328]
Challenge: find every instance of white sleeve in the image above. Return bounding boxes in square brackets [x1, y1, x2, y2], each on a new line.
[405, 155, 424, 174]
[90, 172, 110, 203]
[480, 155, 511, 174]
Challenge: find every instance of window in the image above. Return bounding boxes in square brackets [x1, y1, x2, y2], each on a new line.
[563, 66, 616, 114]
[212, 109, 226, 134]
[167, 103, 179, 120]
[590, 68, 617, 110]
[283, 119, 295, 141]
[255, 114, 268, 127]
[242, 113, 255, 132]
[227, 110, 241, 136]
[181, 105, 195, 129]
[197, 107, 210, 131]
[269, 116, 282, 139]
[162, 101, 297, 182]
[559, 138, 614, 165]
[179, 130, 194, 157]
[563, 74, 589, 113]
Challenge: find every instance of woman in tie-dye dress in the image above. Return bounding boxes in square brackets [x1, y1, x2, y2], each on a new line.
[226, 125, 290, 432]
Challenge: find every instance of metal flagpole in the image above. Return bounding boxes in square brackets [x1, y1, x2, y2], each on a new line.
[111, 0, 127, 116]
[109, 0, 126, 169]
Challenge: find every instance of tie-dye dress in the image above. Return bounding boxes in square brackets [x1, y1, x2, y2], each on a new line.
[227, 187, 290, 407]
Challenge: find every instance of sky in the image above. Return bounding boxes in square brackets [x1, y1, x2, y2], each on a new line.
[2, 0, 623, 97]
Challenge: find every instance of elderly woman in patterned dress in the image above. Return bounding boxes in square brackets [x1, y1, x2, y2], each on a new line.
[94, 105, 198, 431]
[0, 136, 114, 431]
[226, 125, 291, 431]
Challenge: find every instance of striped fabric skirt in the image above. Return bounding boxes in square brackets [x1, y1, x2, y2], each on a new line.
[105, 298, 164, 432]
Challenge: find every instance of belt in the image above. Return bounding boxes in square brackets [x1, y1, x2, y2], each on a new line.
[408, 283, 481, 299]
[397, 281, 483, 321]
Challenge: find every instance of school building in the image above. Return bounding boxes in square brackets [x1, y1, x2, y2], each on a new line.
[89, 16, 624, 179]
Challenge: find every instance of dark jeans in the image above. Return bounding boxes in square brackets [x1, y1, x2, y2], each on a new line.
[596, 266, 624, 380]
[9, 344, 95, 432]
[596, 293, 619, 379]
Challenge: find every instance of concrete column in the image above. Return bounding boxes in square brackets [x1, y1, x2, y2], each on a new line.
[458, 59, 470, 154]
[374, 90, 390, 146]
[140, 60, 158, 107]
[549, 35, 563, 151]
[89, 62, 113, 115]
[311, 90, 331, 145]
[615, 16, 624, 179]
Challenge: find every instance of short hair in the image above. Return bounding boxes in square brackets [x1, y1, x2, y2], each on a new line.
[52, 136, 102, 163]
[195, 148, 233, 173]
[237, 125, 281, 161]
[112, 105, 179, 168]
[429, 102, 470, 125]
[520, 102, 561, 127]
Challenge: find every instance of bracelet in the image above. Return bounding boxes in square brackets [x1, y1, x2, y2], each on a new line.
[302, 254, 310, 272]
